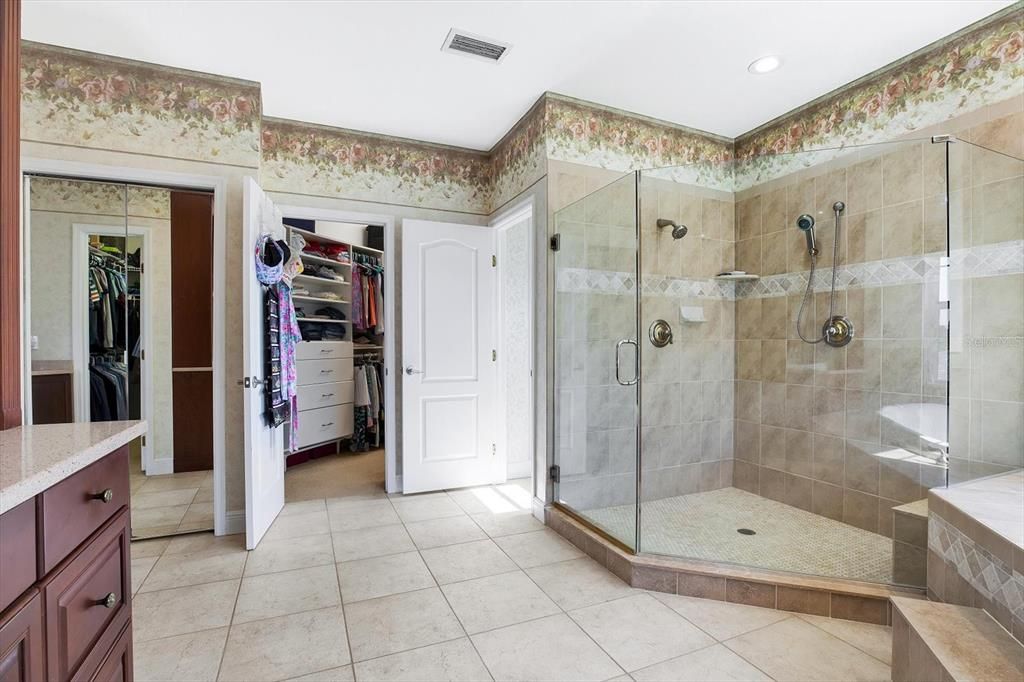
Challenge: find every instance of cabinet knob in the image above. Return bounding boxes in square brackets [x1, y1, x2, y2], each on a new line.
[91, 489, 114, 503]
[98, 593, 117, 609]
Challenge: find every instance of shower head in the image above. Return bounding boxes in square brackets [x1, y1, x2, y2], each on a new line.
[796, 214, 817, 255]
[656, 218, 688, 240]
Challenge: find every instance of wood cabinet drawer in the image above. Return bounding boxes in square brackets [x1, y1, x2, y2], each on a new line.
[296, 405, 354, 449]
[45, 509, 130, 682]
[0, 500, 36, 614]
[297, 381, 353, 411]
[40, 447, 129, 575]
[86, 622, 132, 682]
[296, 359, 352, 386]
[0, 590, 45, 682]
[296, 341, 352, 361]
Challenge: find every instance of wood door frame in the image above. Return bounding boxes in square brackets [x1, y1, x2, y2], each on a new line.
[0, 0, 20, 429]
[20, 158, 229, 536]
[276, 202, 398, 493]
[491, 197, 536, 482]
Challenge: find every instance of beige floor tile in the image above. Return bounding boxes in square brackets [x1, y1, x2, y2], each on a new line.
[285, 666, 355, 682]
[139, 548, 247, 593]
[131, 556, 159, 595]
[132, 504, 189, 530]
[525, 557, 634, 611]
[470, 511, 545, 538]
[798, 613, 893, 665]
[344, 587, 465, 662]
[164, 532, 245, 556]
[353, 638, 490, 682]
[332, 524, 415, 562]
[405, 516, 488, 549]
[263, 509, 331, 541]
[471, 613, 623, 682]
[180, 501, 214, 523]
[420, 538, 517, 585]
[338, 551, 436, 603]
[724, 617, 891, 682]
[392, 494, 465, 523]
[446, 488, 497, 515]
[494, 529, 584, 569]
[136, 471, 210, 494]
[631, 643, 771, 682]
[244, 533, 335, 577]
[193, 486, 215, 503]
[652, 593, 790, 640]
[132, 627, 228, 682]
[233, 564, 341, 624]
[569, 594, 715, 672]
[130, 538, 170, 559]
[280, 498, 328, 517]
[133, 579, 239, 642]
[327, 499, 401, 532]
[442, 570, 560, 634]
[219, 607, 350, 682]
[134, 488, 199, 509]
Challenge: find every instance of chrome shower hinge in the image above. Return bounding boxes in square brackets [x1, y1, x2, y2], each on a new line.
[931, 134, 957, 144]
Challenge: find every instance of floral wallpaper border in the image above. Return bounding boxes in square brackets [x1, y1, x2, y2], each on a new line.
[260, 118, 493, 213]
[733, 5, 1023, 187]
[21, 41, 262, 168]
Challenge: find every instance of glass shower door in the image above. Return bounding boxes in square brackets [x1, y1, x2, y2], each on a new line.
[552, 172, 641, 550]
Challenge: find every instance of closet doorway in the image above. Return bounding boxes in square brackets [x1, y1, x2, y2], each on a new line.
[21, 169, 222, 540]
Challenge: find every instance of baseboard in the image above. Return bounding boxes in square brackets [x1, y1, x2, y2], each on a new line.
[531, 497, 545, 523]
[145, 458, 174, 476]
[221, 509, 245, 536]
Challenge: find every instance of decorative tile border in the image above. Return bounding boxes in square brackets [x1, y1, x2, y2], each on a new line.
[929, 511, 1024, 623]
[555, 241, 1024, 302]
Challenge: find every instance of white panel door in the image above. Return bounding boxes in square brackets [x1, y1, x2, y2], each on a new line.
[242, 177, 285, 549]
[402, 220, 500, 493]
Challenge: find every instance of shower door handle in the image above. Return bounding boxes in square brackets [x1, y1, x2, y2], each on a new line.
[615, 339, 639, 386]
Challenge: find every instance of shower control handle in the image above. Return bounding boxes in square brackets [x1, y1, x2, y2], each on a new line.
[615, 339, 639, 386]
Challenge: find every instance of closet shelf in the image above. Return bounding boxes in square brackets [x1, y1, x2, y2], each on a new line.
[293, 273, 349, 286]
[295, 317, 350, 325]
[353, 344, 383, 351]
[352, 244, 384, 256]
[300, 253, 352, 268]
[293, 295, 350, 305]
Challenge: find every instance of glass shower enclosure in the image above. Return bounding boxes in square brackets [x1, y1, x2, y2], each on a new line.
[552, 136, 1024, 589]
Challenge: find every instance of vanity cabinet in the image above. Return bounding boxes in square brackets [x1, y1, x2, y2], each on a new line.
[0, 445, 133, 682]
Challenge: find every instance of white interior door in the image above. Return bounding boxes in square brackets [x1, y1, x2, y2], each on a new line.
[402, 219, 500, 493]
[242, 177, 285, 548]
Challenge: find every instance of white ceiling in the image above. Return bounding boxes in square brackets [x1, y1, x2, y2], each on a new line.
[22, 0, 1013, 150]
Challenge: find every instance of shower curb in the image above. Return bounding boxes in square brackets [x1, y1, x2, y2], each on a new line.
[545, 504, 926, 626]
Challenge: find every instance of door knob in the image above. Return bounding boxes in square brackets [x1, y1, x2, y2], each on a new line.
[405, 366, 423, 375]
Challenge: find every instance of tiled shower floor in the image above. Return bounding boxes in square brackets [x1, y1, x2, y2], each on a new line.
[585, 487, 893, 583]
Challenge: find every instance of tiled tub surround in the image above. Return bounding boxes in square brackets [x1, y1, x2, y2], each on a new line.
[927, 470, 1024, 643]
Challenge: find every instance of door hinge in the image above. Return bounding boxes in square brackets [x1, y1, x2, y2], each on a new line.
[549, 465, 560, 483]
[141, 435, 146, 447]
[492, 443, 496, 456]
[550, 234, 561, 251]
[491, 254, 497, 267]
[140, 349, 145, 361]
[492, 349, 496, 362]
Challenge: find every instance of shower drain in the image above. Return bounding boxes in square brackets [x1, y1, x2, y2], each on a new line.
[737, 528, 756, 535]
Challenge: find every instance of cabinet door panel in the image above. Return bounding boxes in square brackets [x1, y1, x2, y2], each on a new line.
[0, 591, 45, 682]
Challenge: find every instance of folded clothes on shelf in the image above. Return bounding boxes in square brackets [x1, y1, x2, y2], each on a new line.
[315, 307, 346, 320]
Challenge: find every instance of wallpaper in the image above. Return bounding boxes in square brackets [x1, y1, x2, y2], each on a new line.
[260, 117, 493, 214]
[21, 41, 261, 168]
[734, 5, 1024, 186]
[491, 98, 547, 211]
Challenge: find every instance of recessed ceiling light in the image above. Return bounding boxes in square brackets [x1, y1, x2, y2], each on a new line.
[748, 55, 782, 75]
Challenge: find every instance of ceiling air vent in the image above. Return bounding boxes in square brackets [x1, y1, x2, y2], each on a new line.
[441, 28, 511, 63]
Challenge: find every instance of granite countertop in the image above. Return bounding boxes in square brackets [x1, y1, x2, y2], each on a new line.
[0, 420, 147, 514]
[931, 469, 1024, 548]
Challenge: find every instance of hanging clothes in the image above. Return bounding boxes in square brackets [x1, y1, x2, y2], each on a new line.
[351, 260, 364, 332]
[256, 235, 289, 428]
[89, 359, 128, 421]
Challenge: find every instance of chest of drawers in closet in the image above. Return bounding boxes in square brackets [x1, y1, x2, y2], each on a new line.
[293, 341, 354, 449]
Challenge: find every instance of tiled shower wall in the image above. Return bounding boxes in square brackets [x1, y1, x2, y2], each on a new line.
[730, 108, 1024, 539]
[552, 162, 737, 513]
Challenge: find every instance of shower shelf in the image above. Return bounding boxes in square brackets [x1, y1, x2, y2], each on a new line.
[715, 272, 760, 282]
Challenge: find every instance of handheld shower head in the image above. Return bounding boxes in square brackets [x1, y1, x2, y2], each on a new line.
[796, 214, 817, 255]
[656, 218, 688, 240]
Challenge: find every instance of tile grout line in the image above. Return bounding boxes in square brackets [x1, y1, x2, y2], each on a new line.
[328, 498, 359, 682]
[793, 613, 893, 667]
[213, 546, 248, 682]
